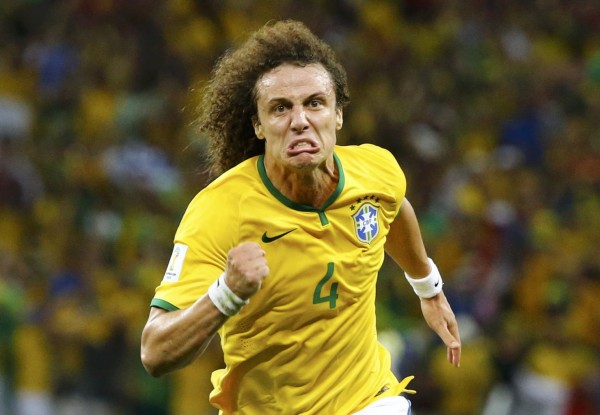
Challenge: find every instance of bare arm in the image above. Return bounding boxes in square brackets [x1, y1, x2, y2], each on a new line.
[385, 198, 430, 277]
[141, 298, 227, 377]
[385, 198, 461, 367]
[141, 242, 269, 377]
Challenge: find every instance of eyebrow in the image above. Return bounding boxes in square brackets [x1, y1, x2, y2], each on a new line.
[265, 92, 331, 106]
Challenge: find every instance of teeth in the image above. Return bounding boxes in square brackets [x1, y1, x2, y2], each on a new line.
[293, 142, 311, 149]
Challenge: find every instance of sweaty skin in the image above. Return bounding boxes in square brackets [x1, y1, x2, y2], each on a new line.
[253, 63, 343, 208]
[141, 63, 461, 381]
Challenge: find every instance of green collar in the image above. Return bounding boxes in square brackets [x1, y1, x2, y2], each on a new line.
[257, 153, 345, 214]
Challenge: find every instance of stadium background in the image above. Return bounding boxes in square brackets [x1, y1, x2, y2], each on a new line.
[1, 0, 599, 414]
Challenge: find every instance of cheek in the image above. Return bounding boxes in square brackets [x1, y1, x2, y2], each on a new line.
[266, 122, 289, 144]
[264, 119, 285, 135]
[263, 137, 283, 155]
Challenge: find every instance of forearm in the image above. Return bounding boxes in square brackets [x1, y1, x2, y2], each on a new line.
[141, 242, 268, 377]
[141, 295, 227, 377]
[386, 199, 461, 366]
[385, 198, 430, 277]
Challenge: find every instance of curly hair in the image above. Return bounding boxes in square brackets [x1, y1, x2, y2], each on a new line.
[195, 20, 350, 179]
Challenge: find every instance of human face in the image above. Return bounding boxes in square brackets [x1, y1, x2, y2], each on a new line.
[253, 63, 343, 173]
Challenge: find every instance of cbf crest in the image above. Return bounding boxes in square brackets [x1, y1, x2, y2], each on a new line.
[352, 202, 379, 244]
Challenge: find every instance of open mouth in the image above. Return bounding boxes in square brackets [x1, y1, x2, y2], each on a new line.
[287, 139, 319, 155]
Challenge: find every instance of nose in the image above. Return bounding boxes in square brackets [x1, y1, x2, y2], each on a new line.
[290, 106, 309, 132]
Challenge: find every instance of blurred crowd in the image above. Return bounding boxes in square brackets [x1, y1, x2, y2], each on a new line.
[1, 0, 599, 414]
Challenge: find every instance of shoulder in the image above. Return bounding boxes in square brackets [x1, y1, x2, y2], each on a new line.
[335, 144, 403, 174]
[190, 157, 261, 206]
[336, 143, 399, 164]
[336, 144, 406, 204]
[177, 157, 261, 238]
[205, 156, 261, 191]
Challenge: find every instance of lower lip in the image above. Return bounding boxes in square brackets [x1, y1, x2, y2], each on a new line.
[287, 146, 319, 156]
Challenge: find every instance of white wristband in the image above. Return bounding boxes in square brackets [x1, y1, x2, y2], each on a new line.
[404, 258, 443, 299]
[207, 273, 249, 316]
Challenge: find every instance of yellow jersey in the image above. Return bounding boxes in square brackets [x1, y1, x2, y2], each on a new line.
[152, 144, 409, 414]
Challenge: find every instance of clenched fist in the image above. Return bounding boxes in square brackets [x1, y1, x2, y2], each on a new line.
[224, 242, 269, 299]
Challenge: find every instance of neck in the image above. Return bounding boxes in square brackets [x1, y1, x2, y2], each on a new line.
[265, 158, 338, 209]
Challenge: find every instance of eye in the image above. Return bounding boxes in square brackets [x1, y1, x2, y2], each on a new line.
[274, 104, 286, 113]
[308, 99, 322, 108]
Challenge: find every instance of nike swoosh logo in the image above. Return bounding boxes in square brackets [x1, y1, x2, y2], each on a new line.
[434, 279, 440, 287]
[261, 228, 297, 243]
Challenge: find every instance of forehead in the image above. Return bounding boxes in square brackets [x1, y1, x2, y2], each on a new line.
[255, 63, 335, 101]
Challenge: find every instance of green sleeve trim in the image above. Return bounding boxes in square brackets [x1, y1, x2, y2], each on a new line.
[150, 298, 180, 311]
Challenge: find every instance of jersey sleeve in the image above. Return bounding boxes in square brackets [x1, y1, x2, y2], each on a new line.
[360, 144, 407, 216]
[151, 185, 240, 310]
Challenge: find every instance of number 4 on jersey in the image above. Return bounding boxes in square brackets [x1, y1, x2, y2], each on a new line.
[313, 262, 338, 309]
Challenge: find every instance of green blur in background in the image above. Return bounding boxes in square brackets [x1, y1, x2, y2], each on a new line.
[1, 1, 599, 414]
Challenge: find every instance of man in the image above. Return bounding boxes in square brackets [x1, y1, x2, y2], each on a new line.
[141, 20, 461, 415]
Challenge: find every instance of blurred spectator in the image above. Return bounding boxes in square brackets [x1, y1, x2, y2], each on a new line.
[430, 315, 496, 415]
[1, 0, 599, 414]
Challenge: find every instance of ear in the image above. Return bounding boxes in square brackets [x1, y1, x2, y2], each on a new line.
[253, 116, 265, 139]
[336, 107, 343, 130]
